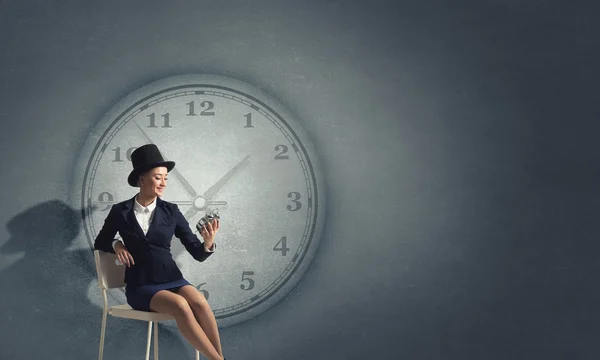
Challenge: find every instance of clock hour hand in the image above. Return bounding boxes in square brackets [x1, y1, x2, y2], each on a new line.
[203, 155, 251, 201]
[181, 155, 249, 222]
[134, 121, 198, 198]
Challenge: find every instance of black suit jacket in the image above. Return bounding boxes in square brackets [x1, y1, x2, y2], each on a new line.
[93, 196, 213, 287]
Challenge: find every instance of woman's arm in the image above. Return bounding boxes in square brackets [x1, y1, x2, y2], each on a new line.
[173, 204, 215, 262]
[93, 205, 120, 254]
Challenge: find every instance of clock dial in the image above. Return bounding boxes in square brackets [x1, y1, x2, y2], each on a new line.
[71, 74, 326, 327]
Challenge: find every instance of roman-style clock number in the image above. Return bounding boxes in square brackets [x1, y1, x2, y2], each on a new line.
[186, 100, 215, 116]
[240, 271, 255, 290]
[287, 191, 302, 211]
[71, 74, 326, 328]
[148, 113, 172, 128]
[112, 147, 137, 162]
[273, 236, 290, 256]
[196, 282, 209, 299]
[196, 270, 256, 298]
[274, 144, 289, 159]
[244, 113, 254, 128]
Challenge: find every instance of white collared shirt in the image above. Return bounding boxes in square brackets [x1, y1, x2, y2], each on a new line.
[112, 196, 215, 253]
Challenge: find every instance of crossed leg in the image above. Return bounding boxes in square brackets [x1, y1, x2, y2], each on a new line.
[149, 288, 224, 360]
[176, 285, 223, 357]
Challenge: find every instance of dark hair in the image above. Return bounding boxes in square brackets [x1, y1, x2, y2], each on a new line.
[137, 171, 148, 186]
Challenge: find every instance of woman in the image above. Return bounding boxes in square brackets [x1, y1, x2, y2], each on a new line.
[93, 144, 226, 360]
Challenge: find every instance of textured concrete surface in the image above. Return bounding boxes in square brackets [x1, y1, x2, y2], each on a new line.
[1, 1, 599, 359]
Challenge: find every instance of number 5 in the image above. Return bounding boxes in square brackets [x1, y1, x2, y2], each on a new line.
[240, 271, 255, 290]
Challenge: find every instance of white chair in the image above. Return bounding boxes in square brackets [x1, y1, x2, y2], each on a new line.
[94, 249, 200, 360]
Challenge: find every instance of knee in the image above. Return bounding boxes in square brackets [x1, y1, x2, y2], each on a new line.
[170, 297, 194, 318]
[189, 292, 210, 311]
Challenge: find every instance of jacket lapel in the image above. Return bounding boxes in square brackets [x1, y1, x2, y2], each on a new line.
[122, 195, 146, 239]
[146, 197, 167, 238]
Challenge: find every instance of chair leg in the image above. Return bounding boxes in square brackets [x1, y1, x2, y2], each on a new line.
[98, 311, 108, 360]
[145, 321, 153, 360]
[154, 321, 159, 360]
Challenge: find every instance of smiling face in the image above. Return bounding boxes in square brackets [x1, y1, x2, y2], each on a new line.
[138, 166, 168, 198]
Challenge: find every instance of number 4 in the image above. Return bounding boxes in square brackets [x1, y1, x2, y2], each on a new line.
[273, 236, 290, 256]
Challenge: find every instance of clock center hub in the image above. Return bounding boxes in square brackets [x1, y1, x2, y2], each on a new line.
[193, 196, 206, 209]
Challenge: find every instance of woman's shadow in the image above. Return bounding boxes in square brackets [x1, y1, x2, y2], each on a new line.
[0, 200, 191, 359]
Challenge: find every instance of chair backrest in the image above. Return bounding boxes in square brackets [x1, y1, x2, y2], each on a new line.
[94, 250, 126, 289]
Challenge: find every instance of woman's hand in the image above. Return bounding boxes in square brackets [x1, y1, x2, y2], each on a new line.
[200, 218, 220, 249]
[115, 241, 135, 267]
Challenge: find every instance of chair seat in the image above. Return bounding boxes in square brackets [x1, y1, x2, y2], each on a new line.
[109, 304, 174, 322]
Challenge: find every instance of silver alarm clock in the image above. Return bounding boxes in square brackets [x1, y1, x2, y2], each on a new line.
[196, 209, 221, 234]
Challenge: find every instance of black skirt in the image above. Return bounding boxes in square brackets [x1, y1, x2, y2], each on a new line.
[125, 277, 191, 312]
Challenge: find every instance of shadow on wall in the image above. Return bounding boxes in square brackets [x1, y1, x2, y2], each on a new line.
[0, 200, 190, 359]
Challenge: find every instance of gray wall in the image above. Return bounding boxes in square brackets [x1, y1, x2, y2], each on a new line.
[1, 1, 599, 359]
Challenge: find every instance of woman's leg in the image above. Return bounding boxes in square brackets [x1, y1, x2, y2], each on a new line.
[149, 290, 224, 360]
[176, 285, 223, 357]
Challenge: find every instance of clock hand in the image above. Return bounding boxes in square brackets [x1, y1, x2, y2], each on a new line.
[183, 206, 200, 221]
[181, 155, 249, 221]
[170, 200, 228, 206]
[134, 121, 239, 219]
[182, 200, 228, 221]
[203, 155, 251, 201]
[134, 121, 198, 198]
[169, 201, 194, 205]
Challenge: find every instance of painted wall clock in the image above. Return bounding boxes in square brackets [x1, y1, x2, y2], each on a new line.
[70, 74, 326, 327]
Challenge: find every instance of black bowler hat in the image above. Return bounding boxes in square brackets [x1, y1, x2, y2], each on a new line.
[127, 144, 175, 187]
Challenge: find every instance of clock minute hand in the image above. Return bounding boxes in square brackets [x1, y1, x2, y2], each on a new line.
[203, 155, 251, 201]
[167, 165, 198, 198]
[134, 122, 198, 198]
